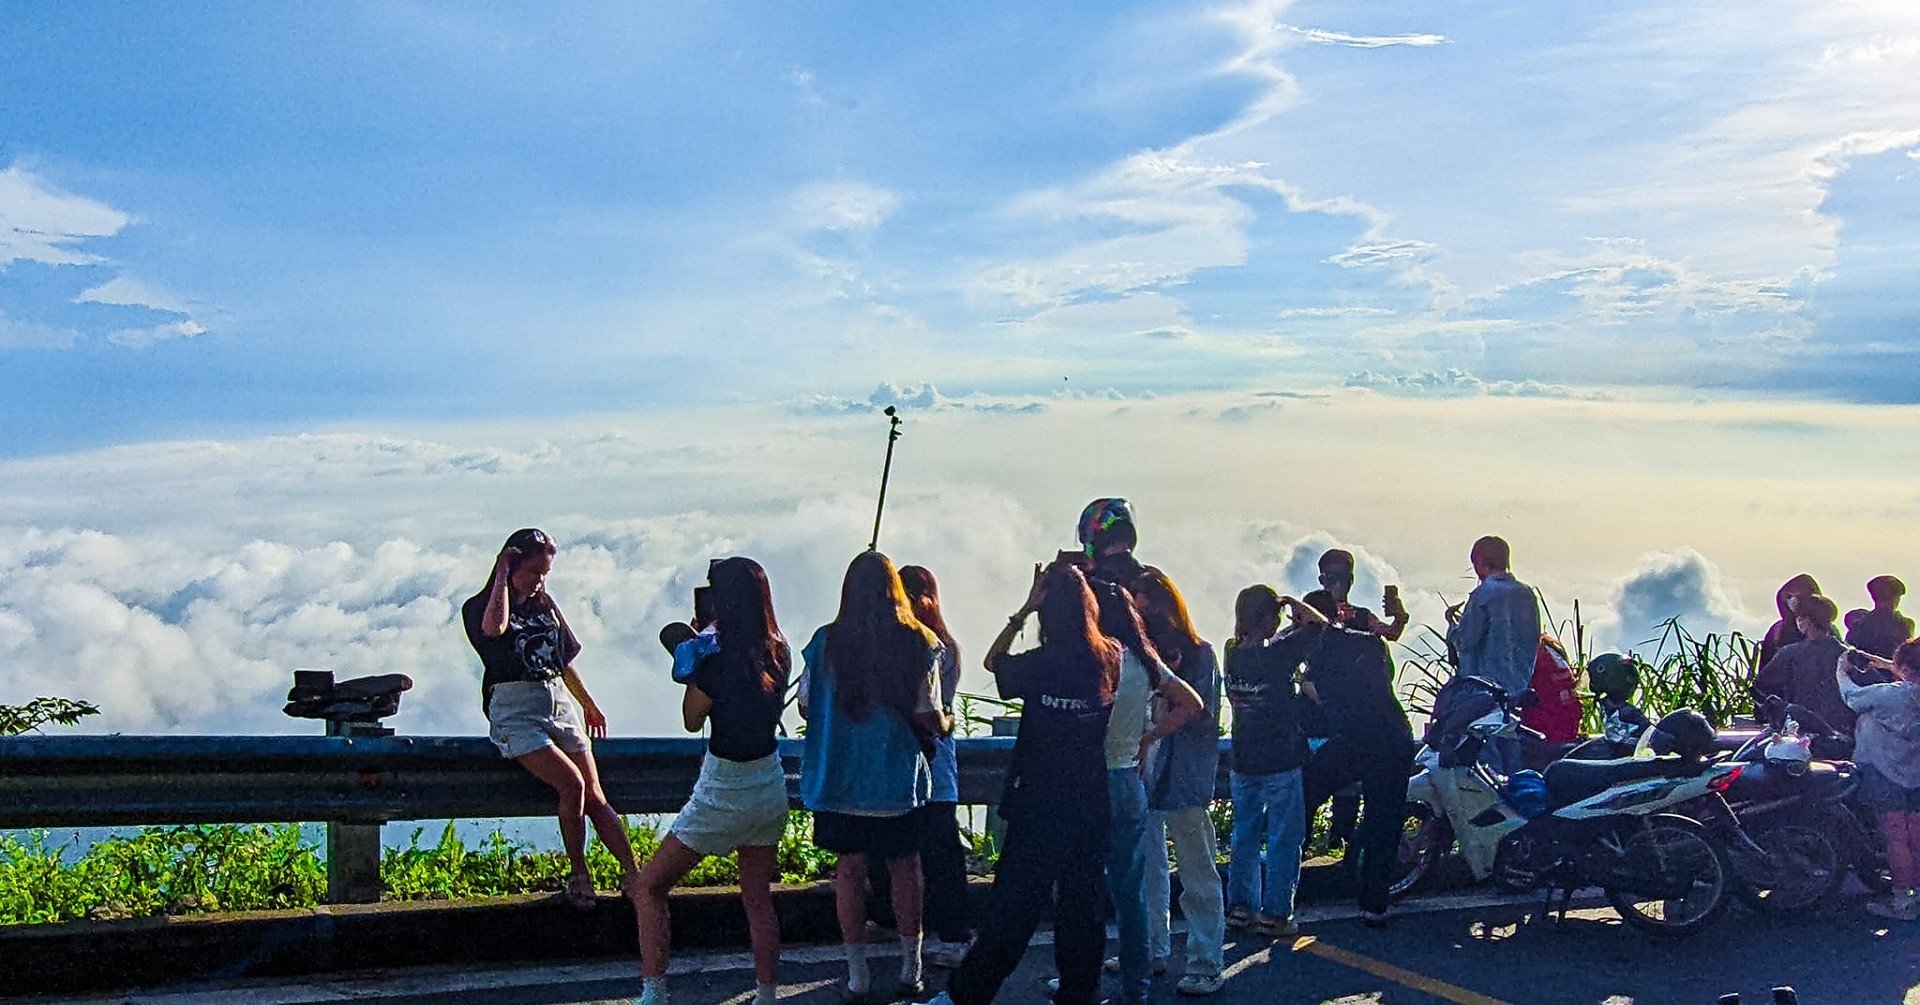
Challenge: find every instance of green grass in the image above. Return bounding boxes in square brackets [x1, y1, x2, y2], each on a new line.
[1, 812, 843, 927]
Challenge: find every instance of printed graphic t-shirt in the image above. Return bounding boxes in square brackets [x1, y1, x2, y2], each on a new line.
[994, 646, 1115, 823]
[1224, 637, 1309, 776]
[463, 591, 581, 713]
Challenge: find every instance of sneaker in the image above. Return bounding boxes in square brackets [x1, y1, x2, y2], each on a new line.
[1866, 896, 1919, 922]
[924, 994, 956, 1005]
[1251, 916, 1297, 939]
[1359, 909, 1389, 929]
[1174, 973, 1224, 997]
[925, 936, 972, 968]
[1224, 906, 1253, 929]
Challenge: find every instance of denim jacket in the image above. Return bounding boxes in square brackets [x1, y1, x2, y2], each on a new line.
[1446, 572, 1540, 696]
[1146, 643, 1222, 811]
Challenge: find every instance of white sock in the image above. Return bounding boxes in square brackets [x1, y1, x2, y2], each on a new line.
[899, 933, 924, 986]
[637, 976, 669, 1005]
[846, 942, 870, 994]
[754, 982, 778, 1005]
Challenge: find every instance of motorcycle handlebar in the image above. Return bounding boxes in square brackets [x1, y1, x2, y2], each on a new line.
[1516, 724, 1547, 741]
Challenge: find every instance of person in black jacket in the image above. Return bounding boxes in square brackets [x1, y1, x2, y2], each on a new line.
[1299, 622, 1416, 927]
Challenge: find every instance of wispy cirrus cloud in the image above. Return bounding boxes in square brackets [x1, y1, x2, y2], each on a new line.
[1281, 25, 1447, 49]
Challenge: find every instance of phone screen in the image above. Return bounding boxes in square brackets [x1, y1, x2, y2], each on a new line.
[693, 586, 714, 629]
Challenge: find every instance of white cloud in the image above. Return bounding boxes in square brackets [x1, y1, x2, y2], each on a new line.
[1343, 368, 1598, 399]
[1276, 305, 1396, 319]
[793, 382, 1049, 416]
[0, 310, 82, 350]
[1281, 25, 1448, 49]
[75, 276, 193, 315]
[0, 164, 131, 268]
[792, 180, 902, 234]
[1328, 240, 1437, 269]
[1603, 549, 1757, 648]
[106, 319, 207, 349]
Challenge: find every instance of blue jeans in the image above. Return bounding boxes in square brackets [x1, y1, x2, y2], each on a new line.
[1228, 769, 1304, 922]
[1105, 768, 1152, 1004]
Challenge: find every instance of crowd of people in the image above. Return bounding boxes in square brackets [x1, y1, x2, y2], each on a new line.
[458, 507, 1918, 1005]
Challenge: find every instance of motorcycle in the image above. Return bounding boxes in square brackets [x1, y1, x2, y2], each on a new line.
[1397, 678, 1748, 937]
[1709, 700, 1856, 912]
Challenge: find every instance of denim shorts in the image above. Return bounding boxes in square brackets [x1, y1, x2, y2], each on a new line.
[1857, 765, 1920, 813]
[486, 678, 590, 759]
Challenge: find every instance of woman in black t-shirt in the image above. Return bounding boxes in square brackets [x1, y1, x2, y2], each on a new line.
[632, 557, 792, 1005]
[935, 561, 1118, 1005]
[461, 528, 640, 912]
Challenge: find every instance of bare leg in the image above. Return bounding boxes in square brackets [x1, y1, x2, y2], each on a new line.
[887, 853, 924, 939]
[636, 836, 703, 978]
[835, 853, 871, 945]
[517, 746, 589, 875]
[738, 844, 783, 985]
[565, 746, 641, 878]
[1905, 812, 1920, 892]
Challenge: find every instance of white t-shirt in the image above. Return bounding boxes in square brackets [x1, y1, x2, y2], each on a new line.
[1104, 650, 1154, 770]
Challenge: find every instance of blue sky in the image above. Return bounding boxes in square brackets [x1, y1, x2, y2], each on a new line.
[2, 2, 1918, 736]
[6, 1, 1918, 454]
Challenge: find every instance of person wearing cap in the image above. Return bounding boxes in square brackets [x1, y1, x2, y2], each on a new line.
[1754, 594, 1856, 740]
[462, 528, 642, 911]
[1847, 576, 1914, 660]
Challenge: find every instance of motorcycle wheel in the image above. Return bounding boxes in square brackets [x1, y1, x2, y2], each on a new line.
[1603, 814, 1731, 939]
[1734, 823, 1842, 914]
[1388, 802, 1451, 901]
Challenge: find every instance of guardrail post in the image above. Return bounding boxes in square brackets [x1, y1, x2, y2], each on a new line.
[324, 720, 385, 904]
[985, 715, 1019, 853]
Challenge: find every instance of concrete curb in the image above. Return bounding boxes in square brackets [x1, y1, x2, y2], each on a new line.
[3, 856, 1475, 997]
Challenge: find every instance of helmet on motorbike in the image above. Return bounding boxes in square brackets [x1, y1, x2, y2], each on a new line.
[1649, 709, 1716, 759]
[1762, 733, 1813, 776]
[1585, 652, 1640, 701]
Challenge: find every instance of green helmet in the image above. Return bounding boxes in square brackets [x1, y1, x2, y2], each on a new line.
[1586, 652, 1640, 701]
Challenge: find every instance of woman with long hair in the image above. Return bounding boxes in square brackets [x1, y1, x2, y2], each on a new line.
[1089, 575, 1202, 1005]
[461, 528, 641, 910]
[632, 557, 790, 1005]
[930, 560, 1120, 1005]
[1134, 567, 1226, 996]
[801, 551, 952, 1002]
[864, 565, 976, 966]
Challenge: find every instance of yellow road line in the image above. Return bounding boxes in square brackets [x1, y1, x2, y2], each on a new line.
[1289, 935, 1518, 1005]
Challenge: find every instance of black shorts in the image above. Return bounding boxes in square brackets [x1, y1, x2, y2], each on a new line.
[813, 808, 925, 858]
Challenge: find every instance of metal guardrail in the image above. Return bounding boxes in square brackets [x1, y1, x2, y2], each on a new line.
[0, 734, 1027, 828]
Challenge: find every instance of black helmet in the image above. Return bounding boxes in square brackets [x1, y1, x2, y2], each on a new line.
[1650, 709, 1715, 759]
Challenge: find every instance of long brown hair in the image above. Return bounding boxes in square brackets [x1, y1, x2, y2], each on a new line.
[898, 565, 957, 657]
[1094, 579, 1166, 688]
[709, 556, 788, 696]
[827, 551, 940, 722]
[1037, 562, 1122, 703]
[1133, 566, 1203, 670]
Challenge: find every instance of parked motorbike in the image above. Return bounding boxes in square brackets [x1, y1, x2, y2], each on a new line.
[1398, 677, 1748, 937]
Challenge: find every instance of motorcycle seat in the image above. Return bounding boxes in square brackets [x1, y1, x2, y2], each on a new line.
[1544, 756, 1696, 809]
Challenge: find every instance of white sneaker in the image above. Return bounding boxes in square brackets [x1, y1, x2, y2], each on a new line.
[925, 937, 972, 968]
[1175, 973, 1224, 996]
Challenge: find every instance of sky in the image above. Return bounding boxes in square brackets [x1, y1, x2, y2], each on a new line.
[1, 1, 1917, 739]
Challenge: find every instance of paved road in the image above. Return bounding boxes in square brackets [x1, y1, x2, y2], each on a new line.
[32, 890, 1920, 1005]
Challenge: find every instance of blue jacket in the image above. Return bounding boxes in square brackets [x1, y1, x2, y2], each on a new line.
[1147, 643, 1222, 811]
[1447, 572, 1540, 696]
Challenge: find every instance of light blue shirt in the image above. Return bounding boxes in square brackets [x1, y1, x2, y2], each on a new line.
[1447, 572, 1541, 696]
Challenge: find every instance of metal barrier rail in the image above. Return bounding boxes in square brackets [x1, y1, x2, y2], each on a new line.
[0, 734, 1030, 828]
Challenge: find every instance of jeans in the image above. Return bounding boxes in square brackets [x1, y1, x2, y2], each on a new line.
[1106, 768, 1152, 1004]
[946, 807, 1106, 1005]
[1145, 806, 1225, 976]
[1227, 769, 1304, 922]
[1303, 734, 1415, 915]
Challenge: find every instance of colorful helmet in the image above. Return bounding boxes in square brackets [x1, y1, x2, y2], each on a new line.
[1585, 652, 1640, 701]
[1077, 498, 1136, 555]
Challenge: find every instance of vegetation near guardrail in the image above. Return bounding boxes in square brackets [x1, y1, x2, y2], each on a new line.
[2, 812, 845, 927]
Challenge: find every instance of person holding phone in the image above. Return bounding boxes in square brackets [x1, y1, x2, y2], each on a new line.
[1300, 549, 1407, 642]
[931, 561, 1119, 1005]
[462, 528, 641, 912]
[632, 557, 791, 1005]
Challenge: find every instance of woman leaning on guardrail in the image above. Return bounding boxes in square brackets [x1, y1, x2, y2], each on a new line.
[462, 528, 643, 910]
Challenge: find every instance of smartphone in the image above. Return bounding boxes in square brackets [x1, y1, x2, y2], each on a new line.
[692, 586, 715, 630]
[1384, 584, 1401, 606]
[1053, 549, 1094, 572]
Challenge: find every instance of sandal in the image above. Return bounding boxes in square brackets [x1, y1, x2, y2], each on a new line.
[563, 872, 598, 911]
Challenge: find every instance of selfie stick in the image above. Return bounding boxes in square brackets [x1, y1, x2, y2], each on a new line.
[868, 406, 903, 551]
